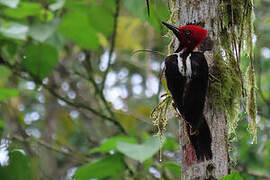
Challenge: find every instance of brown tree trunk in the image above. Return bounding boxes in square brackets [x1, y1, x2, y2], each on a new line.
[171, 0, 230, 179]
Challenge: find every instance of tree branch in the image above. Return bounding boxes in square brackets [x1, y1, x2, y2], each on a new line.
[247, 169, 270, 179]
[80, 51, 118, 125]
[146, 0, 150, 16]
[11, 134, 88, 164]
[1, 57, 127, 134]
[132, 49, 166, 58]
[43, 84, 125, 134]
[101, 0, 120, 90]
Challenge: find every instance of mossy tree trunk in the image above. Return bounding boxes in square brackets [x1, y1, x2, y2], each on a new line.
[170, 0, 229, 179]
[157, 0, 254, 179]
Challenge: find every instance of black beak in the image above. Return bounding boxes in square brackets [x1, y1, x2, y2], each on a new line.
[162, 21, 179, 36]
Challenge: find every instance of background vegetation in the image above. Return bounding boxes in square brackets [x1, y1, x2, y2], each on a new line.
[0, 0, 269, 179]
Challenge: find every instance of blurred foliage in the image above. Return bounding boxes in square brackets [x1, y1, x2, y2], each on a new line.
[73, 154, 125, 180]
[220, 171, 243, 180]
[0, 151, 33, 180]
[0, 0, 269, 179]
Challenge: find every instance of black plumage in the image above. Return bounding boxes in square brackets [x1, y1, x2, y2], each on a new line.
[162, 22, 213, 163]
[165, 51, 212, 161]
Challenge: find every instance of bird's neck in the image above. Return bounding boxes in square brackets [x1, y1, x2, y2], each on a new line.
[174, 47, 191, 60]
[174, 44, 194, 58]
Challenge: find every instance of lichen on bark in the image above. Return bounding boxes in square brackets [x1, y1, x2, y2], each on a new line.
[151, 94, 173, 137]
[246, 62, 257, 143]
[208, 51, 242, 139]
[211, 0, 257, 141]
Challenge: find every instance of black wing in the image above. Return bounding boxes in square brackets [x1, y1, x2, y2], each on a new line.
[182, 52, 209, 130]
[164, 53, 212, 161]
[164, 54, 186, 114]
[182, 52, 212, 161]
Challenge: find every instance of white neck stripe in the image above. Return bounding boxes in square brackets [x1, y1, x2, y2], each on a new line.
[186, 54, 192, 78]
[172, 52, 192, 77]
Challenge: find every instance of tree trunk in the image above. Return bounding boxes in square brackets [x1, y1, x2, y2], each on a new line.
[171, 0, 230, 179]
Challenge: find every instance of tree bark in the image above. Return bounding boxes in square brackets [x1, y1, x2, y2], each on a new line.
[171, 0, 230, 179]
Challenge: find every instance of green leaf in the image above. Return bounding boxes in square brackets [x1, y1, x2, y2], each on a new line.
[163, 136, 178, 151]
[147, 2, 170, 31]
[59, 10, 99, 49]
[0, 0, 20, 8]
[124, 0, 146, 21]
[22, 43, 58, 79]
[88, 6, 113, 36]
[3, 2, 43, 19]
[117, 136, 164, 162]
[0, 88, 19, 101]
[163, 162, 181, 178]
[115, 111, 138, 133]
[28, 19, 60, 42]
[0, 120, 4, 128]
[39, 9, 55, 22]
[45, 32, 64, 52]
[102, 0, 116, 11]
[0, 66, 12, 85]
[0, 40, 18, 60]
[219, 171, 243, 180]
[89, 136, 137, 153]
[124, 0, 169, 31]
[73, 154, 124, 180]
[143, 158, 153, 171]
[0, 22, 28, 40]
[0, 151, 32, 180]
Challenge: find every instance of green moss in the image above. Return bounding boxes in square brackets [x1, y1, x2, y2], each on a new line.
[246, 63, 257, 143]
[215, 0, 257, 140]
[151, 94, 173, 137]
[208, 51, 242, 136]
[167, 0, 179, 54]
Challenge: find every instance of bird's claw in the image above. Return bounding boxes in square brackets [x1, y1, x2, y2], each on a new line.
[189, 124, 199, 135]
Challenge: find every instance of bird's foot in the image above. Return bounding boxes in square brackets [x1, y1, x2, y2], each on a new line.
[189, 124, 199, 135]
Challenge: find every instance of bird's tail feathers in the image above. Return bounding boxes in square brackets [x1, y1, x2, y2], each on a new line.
[187, 116, 212, 162]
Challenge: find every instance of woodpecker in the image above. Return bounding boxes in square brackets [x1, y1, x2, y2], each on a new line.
[162, 22, 212, 163]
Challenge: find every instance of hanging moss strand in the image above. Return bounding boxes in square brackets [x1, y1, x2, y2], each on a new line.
[209, 0, 257, 141]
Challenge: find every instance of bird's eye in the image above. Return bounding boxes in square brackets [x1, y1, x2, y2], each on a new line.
[185, 30, 191, 35]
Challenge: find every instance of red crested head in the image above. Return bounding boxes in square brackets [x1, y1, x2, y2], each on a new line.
[162, 22, 207, 52]
[178, 25, 207, 50]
